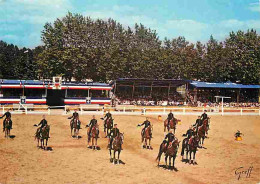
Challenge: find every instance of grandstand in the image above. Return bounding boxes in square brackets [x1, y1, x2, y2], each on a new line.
[112, 78, 260, 106]
[0, 77, 113, 106]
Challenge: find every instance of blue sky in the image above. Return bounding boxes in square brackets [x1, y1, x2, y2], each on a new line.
[0, 0, 260, 48]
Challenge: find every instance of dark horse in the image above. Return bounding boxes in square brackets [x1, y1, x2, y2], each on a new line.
[164, 118, 179, 133]
[104, 118, 113, 137]
[109, 133, 124, 164]
[35, 125, 50, 150]
[3, 117, 12, 138]
[181, 135, 200, 164]
[156, 139, 180, 169]
[70, 118, 80, 138]
[197, 118, 210, 145]
[141, 125, 153, 149]
[88, 124, 99, 150]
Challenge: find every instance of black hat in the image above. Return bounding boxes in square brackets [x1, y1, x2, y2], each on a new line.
[114, 124, 117, 126]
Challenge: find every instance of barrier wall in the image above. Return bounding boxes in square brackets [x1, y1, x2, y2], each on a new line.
[0, 105, 259, 116]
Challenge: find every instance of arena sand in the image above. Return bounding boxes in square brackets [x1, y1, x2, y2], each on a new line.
[0, 114, 259, 184]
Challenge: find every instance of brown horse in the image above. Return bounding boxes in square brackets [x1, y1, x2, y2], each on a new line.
[197, 119, 209, 146]
[88, 124, 99, 150]
[3, 118, 12, 138]
[35, 125, 50, 150]
[109, 133, 124, 164]
[156, 139, 180, 169]
[141, 125, 153, 149]
[164, 118, 179, 133]
[181, 135, 200, 164]
[104, 118, 113, 137]
[70, 119, 80, 138]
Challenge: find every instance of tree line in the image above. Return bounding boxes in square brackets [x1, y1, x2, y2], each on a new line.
[0, 12, 259, 84]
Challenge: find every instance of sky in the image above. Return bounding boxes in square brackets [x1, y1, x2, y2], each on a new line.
[0, 0, 260, 48]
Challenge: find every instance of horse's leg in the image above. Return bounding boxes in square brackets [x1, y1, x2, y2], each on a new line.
[113, 150, 116, 164]
[92, 138, 95, 150]
[109, 149, 112, 162]
[46, 138, 48, 149]
[117, 150, 120, 164]
[169, 156, 172, 169]
[165, 155, 168, 168]
[190, 150, 194, 164]
[173, 155, 176, 169]
[193, 151, 197, 164]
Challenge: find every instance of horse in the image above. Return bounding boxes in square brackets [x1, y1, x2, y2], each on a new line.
[88, 124, 99, 150]
[156, 139, 180, 169]
[164, 118, 179, 133]
[3, 118, 12, 138]
[70, 118, 80, 138]
[109, 133, 124, 164]
[181, 135, 200, 164]
[104, 118, 113, 137]
[141, 125, 153, 149]
[35, 125, 50, 150]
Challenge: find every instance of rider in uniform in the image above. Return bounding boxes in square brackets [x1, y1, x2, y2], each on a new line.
[193, 116, 202, 134]
[108, 124, 122, 150]
[86, 115, 99, 138]
[201, 110, 208, 122]
[167, 110, 174, 130]
[164, 129, 176, 149]
[183, 125, 195, 139]
[137, 117, 152, 138]
[235, 130, 242, 138]
[69, 109, 79, 122]
[1, 109, 12, 131]
[37, 115, 49, 137]
[104, 110, 112, 122]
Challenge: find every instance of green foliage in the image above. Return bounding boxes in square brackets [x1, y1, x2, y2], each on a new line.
[0, 12, 259, 85]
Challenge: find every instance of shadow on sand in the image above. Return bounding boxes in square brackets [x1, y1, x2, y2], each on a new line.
[110, 159, 126, 165]
[9, 135, 16, 139]
[157, 164, 178, 171]
[38, 146, 53, 151]
[87, 146, 101, 150]
[181, 158, 198, 165]
[72, 135, 82, 139]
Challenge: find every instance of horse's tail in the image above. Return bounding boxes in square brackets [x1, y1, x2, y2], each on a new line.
[181, 138, 187, 156]
[156, 142, 164, 161]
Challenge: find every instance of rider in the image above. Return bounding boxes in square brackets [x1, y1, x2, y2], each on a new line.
[69, 109, 79, 122]
[235, 130, 242, 138]
[164, 129, 176, 148]
[201, 110, 208, 122]
[137, 117, 152, 138]
[108, 124, 122, 150]
[104, 110, 112, 122]
[193, 116, 202, 134]
[1, 109, 12, 131]
[86, 115, 99, 138]
[37, 115, 49, 138]
[183, 125, 195, 139]
[167, 110, 174, 129]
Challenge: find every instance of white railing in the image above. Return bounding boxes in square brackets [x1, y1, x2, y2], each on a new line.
[0, 105, 259, 116]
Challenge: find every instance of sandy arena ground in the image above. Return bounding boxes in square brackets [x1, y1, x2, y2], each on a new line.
[0, 114, 260, 184]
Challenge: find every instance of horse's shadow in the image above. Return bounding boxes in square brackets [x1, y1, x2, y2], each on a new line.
[38, 146, 53, 151]
[198, 146, 207, 149]
[142, 145, 153, 150]
[157, 164, 178, 171]
[110, 159, 126, 165]
[9, 135, 16, 139]
[46, 147, 53, 151]
[87, 146, 101, 150]
[181, 159, 198, 165]
[72, 135, 82, 139]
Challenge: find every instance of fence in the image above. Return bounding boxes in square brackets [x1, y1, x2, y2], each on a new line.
[0, 105, 259, 116]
